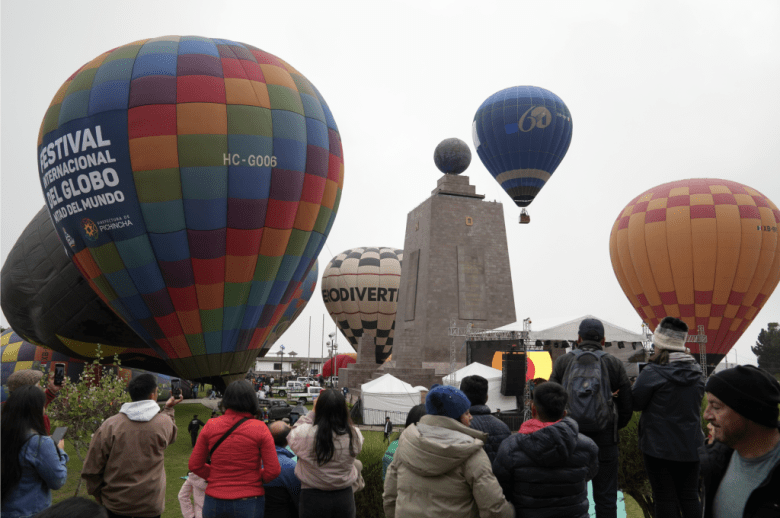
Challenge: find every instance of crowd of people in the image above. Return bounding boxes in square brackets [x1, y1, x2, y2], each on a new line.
[1, 315, 779, 518]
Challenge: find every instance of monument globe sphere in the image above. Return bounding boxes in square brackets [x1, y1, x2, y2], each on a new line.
[434, 138, 471, 175]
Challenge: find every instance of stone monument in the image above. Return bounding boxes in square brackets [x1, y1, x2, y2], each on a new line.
[384, 139, 517, 388]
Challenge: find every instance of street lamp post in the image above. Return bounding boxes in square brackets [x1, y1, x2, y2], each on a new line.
[327, 332, 338, 387]
[278, 345, 285, 382]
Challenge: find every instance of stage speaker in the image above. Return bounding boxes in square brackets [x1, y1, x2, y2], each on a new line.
[501, 354, 526, 396]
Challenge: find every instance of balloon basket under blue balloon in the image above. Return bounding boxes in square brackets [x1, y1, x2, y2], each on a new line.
[519, 209, 531, 224]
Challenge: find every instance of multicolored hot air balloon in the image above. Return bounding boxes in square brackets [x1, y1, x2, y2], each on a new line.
[1, 329, 192, 402]
[610, 179, 780, 370]
[472, 86, 572, 210]
[259, 259, 318, 356]
[322, 353, 357, 378]
[36, 37, 344, 386]
[321, 248, 403, 363]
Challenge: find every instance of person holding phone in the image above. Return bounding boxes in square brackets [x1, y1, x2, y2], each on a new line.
[82, 373, 183, 518]
[1, 385, 69, 518]
[4, 369, 63, 434]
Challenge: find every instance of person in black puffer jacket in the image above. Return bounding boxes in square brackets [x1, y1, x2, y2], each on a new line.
[632, 317, 705, 518]
[460, 375, 510, 464]
[493, 381, 599, 517]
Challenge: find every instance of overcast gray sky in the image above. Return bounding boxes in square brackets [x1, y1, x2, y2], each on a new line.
[2, 0, 779, 366]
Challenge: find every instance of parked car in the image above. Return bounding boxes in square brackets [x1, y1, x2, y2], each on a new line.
[258, 398, 293, 421]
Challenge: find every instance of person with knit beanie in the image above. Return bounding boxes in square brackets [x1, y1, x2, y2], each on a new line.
[5, 369, 62, 434]
[700, 365, 780, 518]
[632, 316, 705, 518]
[383, 384, 513, 518]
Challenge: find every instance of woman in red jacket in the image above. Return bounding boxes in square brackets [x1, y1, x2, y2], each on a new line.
[189, 380, 280, 518]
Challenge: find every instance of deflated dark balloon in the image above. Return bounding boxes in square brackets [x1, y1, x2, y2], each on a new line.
[1, 206, 174, 375]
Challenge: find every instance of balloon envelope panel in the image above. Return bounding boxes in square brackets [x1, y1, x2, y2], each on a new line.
[321, 248, 402, 363]
[322, 353, 356, 378]
[36, 37, 344, 381]
[473, 86, 572, 207]
[2, 329, 86, 402]
[259, 259, 318, 356]
[609, 178, 780, 366]
[0, 205, 164, 366]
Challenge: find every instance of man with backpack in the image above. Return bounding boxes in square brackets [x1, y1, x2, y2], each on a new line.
[549, 318, 633, 518]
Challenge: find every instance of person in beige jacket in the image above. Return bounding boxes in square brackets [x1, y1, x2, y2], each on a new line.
[287, 389, 364, 518]
[384, 384, 514, 518]
[82, 374, 182, 518]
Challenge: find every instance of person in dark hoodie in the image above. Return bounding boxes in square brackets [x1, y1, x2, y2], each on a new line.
[460, 375, 511, 464]
[493, 381, 599, 517]
[631, 317, 705, 518]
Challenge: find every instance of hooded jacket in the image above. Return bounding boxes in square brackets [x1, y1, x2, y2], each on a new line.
[492, 417, 599, 518]
[549, 340, 634, 445]
[632, 358, 705, 461]
[82, 400, 177, 517]
[469, 404, 511, 464]
[383, 414, 514, 518]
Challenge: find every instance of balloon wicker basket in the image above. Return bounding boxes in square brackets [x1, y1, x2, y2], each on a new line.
[519, 210, 531, 224]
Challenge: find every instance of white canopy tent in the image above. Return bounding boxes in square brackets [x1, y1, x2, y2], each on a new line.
[443, 362, 517, 413]
[361, 374, 423, 425]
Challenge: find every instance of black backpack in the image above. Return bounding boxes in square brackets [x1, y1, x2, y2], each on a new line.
[561, 349, 613, 433]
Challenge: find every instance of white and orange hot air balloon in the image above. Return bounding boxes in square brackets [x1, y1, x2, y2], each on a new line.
[610, 178, 780, 370]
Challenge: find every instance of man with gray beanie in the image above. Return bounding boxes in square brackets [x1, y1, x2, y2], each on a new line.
[700, 365, 780, 518]
[549, 317, 633, 518]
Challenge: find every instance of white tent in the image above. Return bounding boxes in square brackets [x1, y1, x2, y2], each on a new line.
[361, 374, 422, 425]
[443, 362, 517, 413]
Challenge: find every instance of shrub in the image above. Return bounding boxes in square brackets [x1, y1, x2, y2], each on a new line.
[355, 431, 390, 518]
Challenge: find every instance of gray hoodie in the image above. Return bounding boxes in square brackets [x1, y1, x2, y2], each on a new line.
[383, 414, 514, 518]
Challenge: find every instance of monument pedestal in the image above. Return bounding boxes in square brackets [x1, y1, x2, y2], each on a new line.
[385, 174, 516, 388]
[340, 335, 382, 393]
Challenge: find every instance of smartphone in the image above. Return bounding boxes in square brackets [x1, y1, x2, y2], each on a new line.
[51, 426, 68, 444]
[171, 378, 181, 398]
[54, 363, 65, 386]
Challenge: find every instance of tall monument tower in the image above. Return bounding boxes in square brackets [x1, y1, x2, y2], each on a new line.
[386, 139, 516, 387]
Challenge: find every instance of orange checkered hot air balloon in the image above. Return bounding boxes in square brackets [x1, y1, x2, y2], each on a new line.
[609, 179, 780, 370]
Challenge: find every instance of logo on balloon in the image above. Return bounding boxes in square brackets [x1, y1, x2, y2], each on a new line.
[519, 106, 552, 132]
[81, 218, 99, 241]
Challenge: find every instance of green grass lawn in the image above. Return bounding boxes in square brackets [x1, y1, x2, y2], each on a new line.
[52, 405, 645, 517]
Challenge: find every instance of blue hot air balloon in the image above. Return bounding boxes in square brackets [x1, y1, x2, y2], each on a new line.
[472, 86, 572, 212]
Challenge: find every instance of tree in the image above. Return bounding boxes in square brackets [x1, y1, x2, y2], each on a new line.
[618, 412, 654, 518]
[291, 359, 307, 378]
[45, 348, 131, 496]
[752, 322, 780, 374]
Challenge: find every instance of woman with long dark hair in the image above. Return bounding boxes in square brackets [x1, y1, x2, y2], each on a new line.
[288, 388, 364, 518]
[632, 316, 705, 518]
[189, 380, 280, 518]
[1, 385, 69, 518]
